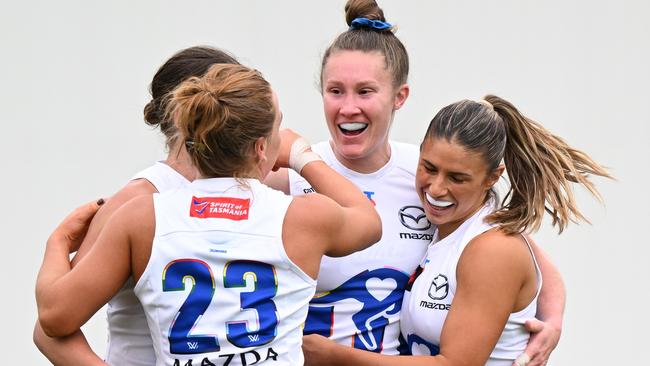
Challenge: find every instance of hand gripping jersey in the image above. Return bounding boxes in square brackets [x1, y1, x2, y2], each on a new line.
[288, 141, 432, 355]
[134, 178, 316, 366]
[400, 202, 542, 365]
[106, 161, 190, 366]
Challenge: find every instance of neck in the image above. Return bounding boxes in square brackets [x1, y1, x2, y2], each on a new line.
[164, 145, 199, 181]
[330, 141, 392, 174]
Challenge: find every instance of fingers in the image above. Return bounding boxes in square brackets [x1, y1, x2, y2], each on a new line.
[521, 318, 560, 366]
[60, 199, 104, 228]
[524, 318, 545, 333]
[514, 353, 531, 366]
[51, 199, 105, 253]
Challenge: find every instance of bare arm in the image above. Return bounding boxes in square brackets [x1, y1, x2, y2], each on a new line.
[33, 323, 106, 366]
[303, 231, 535, 366]
[36, 199, 145, 337]
[33, 180, 157, 364]
[264, 168, 290, 194]
[517, 236, 565, 366]
[277, 129, 381, 277]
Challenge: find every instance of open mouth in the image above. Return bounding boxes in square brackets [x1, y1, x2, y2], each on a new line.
[338, 122, 368, 136]
[425, 192, 454, 210]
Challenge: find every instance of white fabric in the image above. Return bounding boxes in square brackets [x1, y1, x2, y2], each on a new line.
[135, 178, 316, 366]
[399, 202, 542, 365]
[105, 161, 190, 366]
[288, 140, 432, 355]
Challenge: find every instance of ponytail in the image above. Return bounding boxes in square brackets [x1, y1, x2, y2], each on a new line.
[485, 95, 613, 234]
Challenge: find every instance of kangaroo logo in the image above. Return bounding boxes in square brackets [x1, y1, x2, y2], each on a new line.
[428, 274, 449, 300]
[304, 268, 409, 352]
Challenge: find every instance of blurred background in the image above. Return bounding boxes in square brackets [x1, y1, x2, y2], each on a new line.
[1, 0, 647, 364]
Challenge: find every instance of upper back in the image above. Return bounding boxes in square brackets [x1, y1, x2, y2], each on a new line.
[135, 177, 316, 365]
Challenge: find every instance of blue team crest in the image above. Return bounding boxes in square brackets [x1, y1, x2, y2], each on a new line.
[304, 268, 409, 352]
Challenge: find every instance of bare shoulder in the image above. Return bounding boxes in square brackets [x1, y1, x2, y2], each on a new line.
[71, 179, 158, 265]
[93, 179, 156, 223]
[459, 229, 532, 275]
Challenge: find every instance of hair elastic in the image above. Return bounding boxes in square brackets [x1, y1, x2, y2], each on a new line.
[349, 17, 392, 31]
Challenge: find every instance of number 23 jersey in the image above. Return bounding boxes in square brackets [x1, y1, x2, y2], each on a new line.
[134, 178, 316, 366]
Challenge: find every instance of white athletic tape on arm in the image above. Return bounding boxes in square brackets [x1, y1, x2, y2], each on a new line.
[289, 137, 322, 174]
[514, 353, 531, 366]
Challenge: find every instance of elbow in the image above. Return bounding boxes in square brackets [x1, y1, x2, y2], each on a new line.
[33, 323, 46, 350]
[38, 310, 70, 338]
[37, 299, 77, 338]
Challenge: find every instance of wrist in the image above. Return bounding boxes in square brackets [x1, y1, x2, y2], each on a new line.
[289, 137, 322, 174]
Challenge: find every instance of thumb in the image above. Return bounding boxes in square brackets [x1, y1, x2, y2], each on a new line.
[524, 318, 545, 333]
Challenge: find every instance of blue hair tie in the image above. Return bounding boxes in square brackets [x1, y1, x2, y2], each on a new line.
[350, 17, 392, 31]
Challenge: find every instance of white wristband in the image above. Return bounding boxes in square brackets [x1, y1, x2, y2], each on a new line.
[289, 137, 322, 174]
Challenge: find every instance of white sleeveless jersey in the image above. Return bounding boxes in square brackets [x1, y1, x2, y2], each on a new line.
[288, 141, 431, 355]
[134, 178, 316, 366]
[106, 161, 190, 366]
[400, 202, 542, 365]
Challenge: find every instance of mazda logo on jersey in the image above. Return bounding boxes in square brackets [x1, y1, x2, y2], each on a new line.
[398, 206, 431, 231]
[428, 274, 449, 300]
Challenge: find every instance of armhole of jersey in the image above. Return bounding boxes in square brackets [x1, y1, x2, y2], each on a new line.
[521, 234, 543, 298]
[275, 195, 317, 286]
[133, 192, 161, 293]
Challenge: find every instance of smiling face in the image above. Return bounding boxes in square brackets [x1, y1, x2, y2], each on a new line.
[416, 137, 503, 239]
[321, 50, 408, 173]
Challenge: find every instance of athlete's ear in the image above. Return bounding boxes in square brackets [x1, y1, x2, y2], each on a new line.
[484, 164, 505, 190]
[393, 83, 410, 111]
[254, 136, 268, 164]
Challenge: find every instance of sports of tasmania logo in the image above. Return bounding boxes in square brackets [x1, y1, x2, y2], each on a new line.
[398, 206, 431, 231]
[428, 274, 449, 300]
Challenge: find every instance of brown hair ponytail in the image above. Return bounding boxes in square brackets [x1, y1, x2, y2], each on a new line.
[424, 95, 612, 235]
[485, 95, 612, 234]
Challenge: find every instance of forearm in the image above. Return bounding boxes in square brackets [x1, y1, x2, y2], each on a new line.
[33, 322, 105, 366]
[36, 233, 76, 334]
[300, 161, 371, 209]
[532, 243, 566, 328]
[333, 346, 442, 366]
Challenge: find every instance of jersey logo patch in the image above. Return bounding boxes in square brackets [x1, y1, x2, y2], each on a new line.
[398, 206, 431, 231]
[363, 191, 377, 206]
[428, 274, 449, 300]
[190, 196, 250, 220]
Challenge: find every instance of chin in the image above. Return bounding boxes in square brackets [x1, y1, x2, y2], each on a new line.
[335, 143, 368, 161]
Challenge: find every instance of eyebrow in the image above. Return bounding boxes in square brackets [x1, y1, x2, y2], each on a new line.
[422, 160, 472, 178]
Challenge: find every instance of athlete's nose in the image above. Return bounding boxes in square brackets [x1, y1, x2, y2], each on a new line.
[339, 94, 361, 117]
[428, 175, 448, 197]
